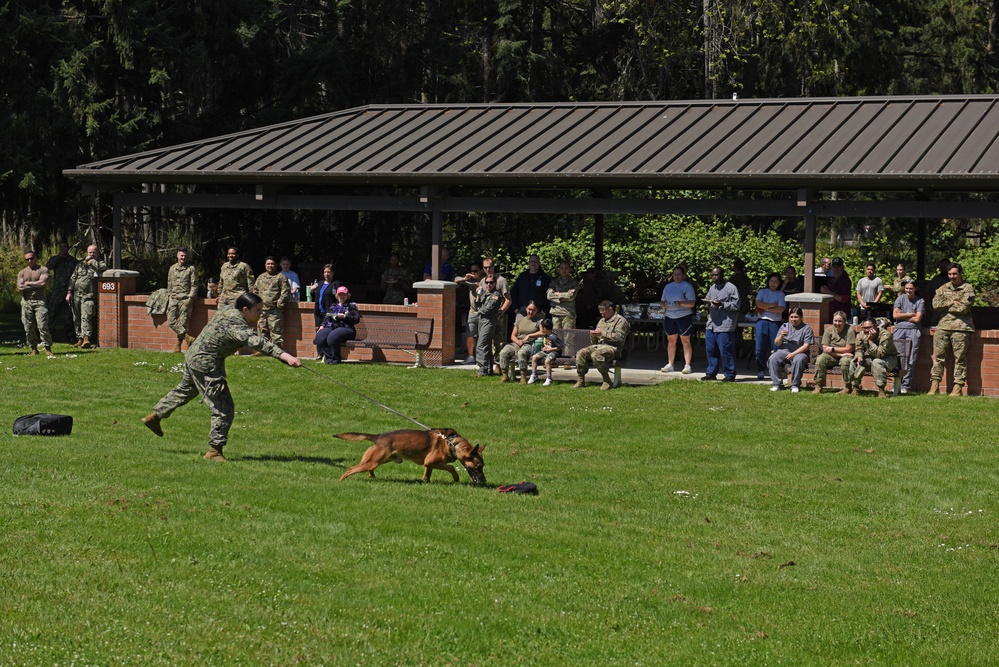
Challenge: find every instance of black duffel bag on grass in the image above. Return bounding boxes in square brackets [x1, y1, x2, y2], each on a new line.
[13, 414, 73, 436]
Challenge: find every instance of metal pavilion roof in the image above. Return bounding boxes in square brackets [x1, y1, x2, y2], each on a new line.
[64, 96, 999, 193]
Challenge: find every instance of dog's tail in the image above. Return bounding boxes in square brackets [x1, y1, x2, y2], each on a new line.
[333, 432, 379, 442]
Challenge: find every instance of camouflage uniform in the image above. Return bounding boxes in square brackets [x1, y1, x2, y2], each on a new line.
[46, 252, 77, 339]
[848, 326, 899, 389]
[930, 281, 975, 385]
[151, 305, 285, 453]
[547, 275, 579, 329]
[17, 264, 52, 350]
[576, 312, 630, 384]
[253, 271, 291, 346]
[475, 290, 503, 376]
[498, 312, 543, 376]
[166, 262, 199, 339]
[813, 324, 857, 386]
[381, 266, 409, 305]
[218, 260, 254, 306]
[480, 275, 511, 362]
[68, 255, 107, 341]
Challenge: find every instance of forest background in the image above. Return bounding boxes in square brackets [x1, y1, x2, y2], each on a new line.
[5, 0, 999, 309]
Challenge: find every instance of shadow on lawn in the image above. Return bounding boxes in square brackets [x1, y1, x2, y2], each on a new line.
[241, 453, 349, 467]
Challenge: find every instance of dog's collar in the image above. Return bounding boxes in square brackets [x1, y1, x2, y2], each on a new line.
[435, 431, 460, 459]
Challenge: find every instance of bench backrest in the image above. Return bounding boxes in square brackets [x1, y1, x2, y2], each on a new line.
[352, 315, 434, 347]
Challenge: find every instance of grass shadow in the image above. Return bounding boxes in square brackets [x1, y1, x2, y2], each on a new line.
[241, 454, 348, 467]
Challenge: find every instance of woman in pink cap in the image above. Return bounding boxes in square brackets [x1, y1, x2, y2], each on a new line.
[314, 285, 361, 363]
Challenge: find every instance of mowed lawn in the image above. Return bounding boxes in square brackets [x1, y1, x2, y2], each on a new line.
[1, 343, 997, 666]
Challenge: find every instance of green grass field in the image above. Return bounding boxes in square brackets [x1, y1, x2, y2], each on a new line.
[1, 343, 997, 665]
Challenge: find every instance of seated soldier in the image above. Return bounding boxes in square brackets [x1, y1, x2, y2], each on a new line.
[528, 319, 564, 386]
[846, 317, 900, 398]
[575, 300, 631, 390]
[498, 301, 544, 383]
[812, 310, 857, 394]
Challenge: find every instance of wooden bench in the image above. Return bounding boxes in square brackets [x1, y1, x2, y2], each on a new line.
[343, 315, 434, 367]
[785, 337, 912, 395]
[551, 328, 634, 388]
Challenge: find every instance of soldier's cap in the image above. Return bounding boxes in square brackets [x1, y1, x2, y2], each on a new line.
[831, 257, 844, 266]
[336, 286, 349, 295]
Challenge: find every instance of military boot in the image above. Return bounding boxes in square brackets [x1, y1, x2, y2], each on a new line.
[836, 385, 851, 395]
[173, 337, 183, 353]
[499, 368, 510, 383]
[28, 347, 39, 356]
[203, 446, 226, 462]
[928, 379, 940, 395]
[44, 347, 54, 357]
[949, 383, 964, 397]
[573, 375, 586, 388]
[812, 382, 824, 394]
[141, 413, 163, 437]
[72, 338, 84, 348]
[80, 337, 93, 349]
[184, 334, 196, 347]
[519, 372, 528, 385]
[600, 371, 613, 390]
[849, 387, 861, 396]
[876, 387, 887, 398]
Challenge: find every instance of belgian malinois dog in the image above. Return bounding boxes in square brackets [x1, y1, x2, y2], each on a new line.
[335, 428, 486, 483]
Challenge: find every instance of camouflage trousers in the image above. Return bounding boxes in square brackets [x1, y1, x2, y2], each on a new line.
[72, 294, 97, 339]
[847, 355, 899, 388]
[576, 343, 618, 378]
[491, 312, 508, 362]
[153, 366, 234, 450]
[475, 317, 496, 374]
[167, 296, 194, 337]
[498, 342, 532, 372]
[931, 329, 972, 384]
[551, 314, 575, 329]
[257, 308, 284, 347]
[813, 353, 851, 386]
[21, 298, 52, 349]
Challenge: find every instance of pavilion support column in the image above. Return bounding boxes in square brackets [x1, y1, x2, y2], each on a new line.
[112, 201, 123, 270]
[799, 189, 818, 293]
[917, 219, 928, 280]
[423, 186, 444, 279]
[593, 189, 611, 272]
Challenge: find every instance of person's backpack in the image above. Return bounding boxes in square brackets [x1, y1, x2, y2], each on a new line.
[13, 414, 73, 436]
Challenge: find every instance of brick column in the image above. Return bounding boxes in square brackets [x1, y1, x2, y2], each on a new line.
[98, 269, 140, 349]
[414, 280, 457, 366]
[786, 292, 833, 336]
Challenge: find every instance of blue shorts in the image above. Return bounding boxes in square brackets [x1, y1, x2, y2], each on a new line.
[663, 314, 694, 337]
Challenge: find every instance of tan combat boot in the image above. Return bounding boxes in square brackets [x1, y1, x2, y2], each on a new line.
[142, 413, 163, 437]
[184, 334, 196, 347]
[949, 383, 964, 397]
[519, 372, 528, 385]
[812, 382, 824, 395]
[600, 372, 612, 390]
[28, 347, 39, 356]
[80, 337, 92, 349]
[203, 446, 226, 462]
[173, 338, 183, 353]
[876, 387, 887, 398]
[849, 387, 861, 396]
[573, 375, 586, 388]
[44, 347, 54, 357]
[836, 385, 851, 395]
[499, 368, 510, 383]
[72, 338, 84, 348]
[928, 379, 940, 395]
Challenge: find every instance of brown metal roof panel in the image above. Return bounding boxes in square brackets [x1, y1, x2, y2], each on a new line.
[718, 102, 824, 173]
[531, 107, 639, 173]
[579, 106, 688, 173]
[685, 103, 796, 173]
[747, 102, 852, 173]
[911, 100, 999, 173]
[646, 104, 762, 173]
[614, 104, 718, 172]
[558, 107, 667, 173]
[850, 100, 951, 174]
[222, 117, 358, 171]
[307, 108, 438, 171]
[879, 100, 966, 174]
[818, 100, 912, 173]
[479, 108, 589, 172]
[770, 101, 878, 173]
[401, 107, 546, 173]
[195, 119, 334, 171]
[487, 107, 603, 171]
[500, 107, 622, 173]
[266, 109, 405, 171]
[369, 108, 505, 172]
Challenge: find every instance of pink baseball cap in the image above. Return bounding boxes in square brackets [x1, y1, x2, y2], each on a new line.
[336, 286, 349, 295]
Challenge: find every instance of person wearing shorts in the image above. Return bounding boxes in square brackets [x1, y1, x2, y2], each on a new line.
[660, 265, 696, 374]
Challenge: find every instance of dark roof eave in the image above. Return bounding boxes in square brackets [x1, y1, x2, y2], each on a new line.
[61, 168, 999, 193]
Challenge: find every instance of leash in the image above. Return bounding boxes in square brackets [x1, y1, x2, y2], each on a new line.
[300, 363, 431, 430]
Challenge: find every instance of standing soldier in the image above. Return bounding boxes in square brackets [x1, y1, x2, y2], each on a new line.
[574, 300, 630, 390]
[66, 244, 106, 349]
[167, 248, 199, 352]
[474, 276, 503, 377]
[381, 252, 409, 305]
[929, 263, 975, 396]
[252, 256, 291, 350]
[46, 241, 78, 341]
[481, 258, 512, 371]
[17, 250, 53, 356]
[547, 261, 579, 329]
[142, 293, 301, 461]
[218, 246, 254, 306]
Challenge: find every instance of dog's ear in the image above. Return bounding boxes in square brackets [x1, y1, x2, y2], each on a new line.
[476, 444, 486, 453]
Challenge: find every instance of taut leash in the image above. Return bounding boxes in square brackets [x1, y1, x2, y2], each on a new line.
[300, 363, 431, 430]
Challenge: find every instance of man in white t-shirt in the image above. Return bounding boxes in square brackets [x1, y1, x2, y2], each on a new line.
[856, 262, 885, 321]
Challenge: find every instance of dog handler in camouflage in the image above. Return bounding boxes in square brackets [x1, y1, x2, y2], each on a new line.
[142, 292, 301, 461]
